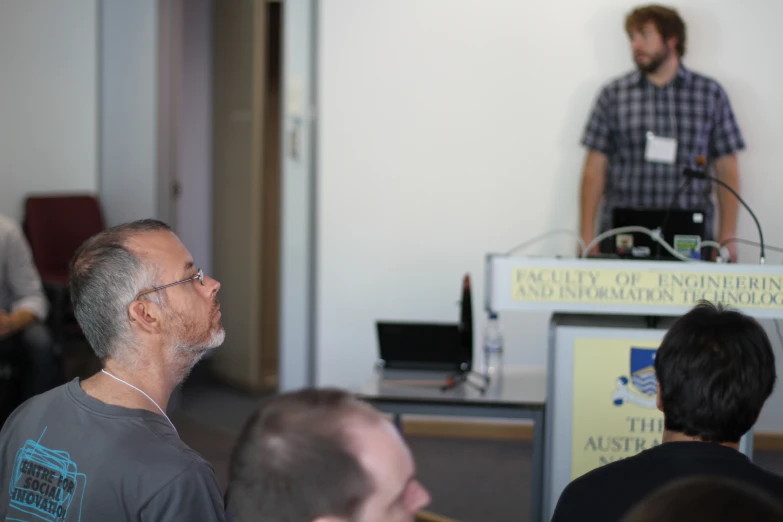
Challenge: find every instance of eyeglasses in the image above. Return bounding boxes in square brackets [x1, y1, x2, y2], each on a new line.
[136, 268, 204, 299]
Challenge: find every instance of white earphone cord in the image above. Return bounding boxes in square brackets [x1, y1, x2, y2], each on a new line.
[101, 369, 178, 433]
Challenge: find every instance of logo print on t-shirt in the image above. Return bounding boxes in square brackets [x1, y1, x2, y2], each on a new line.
[5, 427, 87, 521]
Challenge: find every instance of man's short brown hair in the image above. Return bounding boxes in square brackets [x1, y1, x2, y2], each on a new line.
[227, 388, 380, 522]
[626, 5, 687, 57]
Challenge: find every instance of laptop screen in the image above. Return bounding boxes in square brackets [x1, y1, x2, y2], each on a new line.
[376, 322, 468, 371]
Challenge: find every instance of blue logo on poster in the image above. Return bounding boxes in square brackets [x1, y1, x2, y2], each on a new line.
[630, 348, 657, 396]
[612, 347, 658, 409]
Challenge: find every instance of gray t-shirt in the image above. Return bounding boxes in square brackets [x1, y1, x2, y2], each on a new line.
[0, 378, 226, 521]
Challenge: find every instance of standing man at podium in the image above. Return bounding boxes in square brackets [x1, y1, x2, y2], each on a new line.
[579, 5, 745, 260]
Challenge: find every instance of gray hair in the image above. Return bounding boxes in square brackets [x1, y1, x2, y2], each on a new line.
[69, 219, 172, 361]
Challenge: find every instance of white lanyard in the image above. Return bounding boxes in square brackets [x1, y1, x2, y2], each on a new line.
[101, 369, 178, 433]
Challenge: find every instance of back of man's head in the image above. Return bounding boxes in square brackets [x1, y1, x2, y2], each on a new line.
[655, 301, 776, 443]
[227, 388, 380, 522]
[619, 476, 783, 522]
[69, 219, 172, 361]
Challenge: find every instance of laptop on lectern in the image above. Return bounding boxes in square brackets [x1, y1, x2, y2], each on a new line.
[609, 207, 707, 260]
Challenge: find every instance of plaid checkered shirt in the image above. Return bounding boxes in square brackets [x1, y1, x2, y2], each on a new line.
[582, 64, 745, 240]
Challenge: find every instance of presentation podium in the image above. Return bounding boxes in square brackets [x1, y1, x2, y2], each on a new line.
[484, 255, 783, 521]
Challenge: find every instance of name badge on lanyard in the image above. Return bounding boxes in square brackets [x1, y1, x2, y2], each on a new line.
[645, 131, 678, 164]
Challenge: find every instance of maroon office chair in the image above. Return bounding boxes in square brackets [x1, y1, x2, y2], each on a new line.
[23, 194, 106, 344]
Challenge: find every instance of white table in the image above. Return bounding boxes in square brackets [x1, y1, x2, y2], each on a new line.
[358, 366, 547, 522]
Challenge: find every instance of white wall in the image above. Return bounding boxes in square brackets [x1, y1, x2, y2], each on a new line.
[176, 0, 213, 276]
[0, 0, 98, 221]
[99, 0, 158, 226]
[317, 1, 783, 429]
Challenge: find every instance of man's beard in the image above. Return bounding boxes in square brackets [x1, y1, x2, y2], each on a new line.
[167, 299, 226, 381]
[634, 46, 670, 74]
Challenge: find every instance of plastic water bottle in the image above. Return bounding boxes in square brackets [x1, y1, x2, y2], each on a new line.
[483, 312, 504, 378]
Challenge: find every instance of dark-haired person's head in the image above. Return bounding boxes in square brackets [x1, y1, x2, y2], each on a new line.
[625, 5, 685, 74]
[619, 475, 783, 522]
[655, 301, 776, 444]
[227, 388, 430, 522]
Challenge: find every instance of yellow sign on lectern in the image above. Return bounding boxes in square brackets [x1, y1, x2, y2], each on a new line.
[512, 267, 783, 310]
[571, 337, 664, 480]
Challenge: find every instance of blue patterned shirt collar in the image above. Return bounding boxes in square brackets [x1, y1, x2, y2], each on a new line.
[631, 62, 693, 88]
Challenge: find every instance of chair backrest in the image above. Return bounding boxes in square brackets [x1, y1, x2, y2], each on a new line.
[23, 194, 105, 285]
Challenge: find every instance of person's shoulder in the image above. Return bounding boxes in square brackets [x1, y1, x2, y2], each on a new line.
[591, 70, 641, 106]
[0, 213, 22, 240]
[565, 454, 641, 494]
[0, 384, 70, 442]
[746, 460, 783, 489]
[161, 437, 214, 472]
[0, 213, 18, 227]
[552, 456, 644, 521]
[5, 383, 69, 418]
[601, 70, 642, 92]
[149, 453, 218, 490]
[683, 65, 721, 85]
[682, 66, 730, 96]
[565, 446, 667, 497]
[141, 458, 225, 521]
[125, 419, 214, 475]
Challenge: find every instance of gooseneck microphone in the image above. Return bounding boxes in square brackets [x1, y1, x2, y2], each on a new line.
[683, 160, 765, 264]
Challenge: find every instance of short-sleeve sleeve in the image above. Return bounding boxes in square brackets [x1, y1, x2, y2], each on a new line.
[581, 85, 617, 156]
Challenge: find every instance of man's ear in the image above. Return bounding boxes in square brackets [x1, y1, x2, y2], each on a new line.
[656, 382, 663, 413]
[666, 36, 678, 53]
[128, 299, 162, 334]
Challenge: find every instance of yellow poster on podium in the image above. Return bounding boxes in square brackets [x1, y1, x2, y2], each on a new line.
[571, 338, 664, 480]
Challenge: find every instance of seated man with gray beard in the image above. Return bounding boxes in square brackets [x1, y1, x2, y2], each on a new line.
[0, 219, 226, 521]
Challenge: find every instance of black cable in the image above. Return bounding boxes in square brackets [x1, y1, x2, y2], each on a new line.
[684, 168, 765, 263]
[504, 229, 584, 256]
[720, 237, 783, 255]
